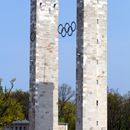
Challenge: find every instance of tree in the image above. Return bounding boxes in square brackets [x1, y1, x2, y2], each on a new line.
[62, 101, 76, 130]
[58, 83, 75, 118]
[121, 92, 130, 129]
[0, 79, 24, 128]
[108, 89, 123, 130]
[11, 90, 29, 120]
[58, 84, 76, 130]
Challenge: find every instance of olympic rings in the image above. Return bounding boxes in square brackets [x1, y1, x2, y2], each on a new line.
[58, 21, 76, 37]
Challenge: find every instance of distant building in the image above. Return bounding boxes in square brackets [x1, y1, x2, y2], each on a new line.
[4, 120, 29, 130]
[4, 120, 68, 130]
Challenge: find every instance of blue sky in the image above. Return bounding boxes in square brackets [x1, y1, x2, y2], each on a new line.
[0, 0, 130, 94]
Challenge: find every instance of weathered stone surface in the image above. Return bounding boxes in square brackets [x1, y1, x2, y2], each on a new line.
[76, 0, 107, 130]
[35, 83, 54, 130]
[58, 123, 68, 130]
[29, 0, 58, 130]
[29, 0, 107, 129]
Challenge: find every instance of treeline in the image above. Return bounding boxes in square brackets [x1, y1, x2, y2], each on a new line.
[1, 80, 130, 130]
[108, 89, 130, 130]
[0, 79, 24, 128]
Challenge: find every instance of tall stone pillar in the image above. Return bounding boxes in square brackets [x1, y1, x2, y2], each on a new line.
[29, 0, 58, 130]
[76, 0, 107, 130]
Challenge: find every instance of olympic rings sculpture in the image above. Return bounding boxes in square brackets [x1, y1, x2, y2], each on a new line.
[58, 21, 76, 37]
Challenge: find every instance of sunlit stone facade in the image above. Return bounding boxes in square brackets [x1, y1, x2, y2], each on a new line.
[76, 0, 107, 130]
[29, 0, 58, 130]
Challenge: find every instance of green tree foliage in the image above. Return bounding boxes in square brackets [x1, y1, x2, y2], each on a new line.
[108, 89, 123, 130]
[10, 90, 29, 119]
[108, 89, 130, 130]
[0, 79, 24, 127]
[58, 84, 75, 118]
[58, 84, 76, 130]
[62, 102, 76, 130]
[121, 91, 130, 129]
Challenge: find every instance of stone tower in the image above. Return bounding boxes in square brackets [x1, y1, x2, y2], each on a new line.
[76, 0, 107, 130]
[29, 0, 58, 130]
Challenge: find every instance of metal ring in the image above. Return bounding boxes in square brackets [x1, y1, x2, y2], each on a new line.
[64, 23, 70, 33]
[68, 26, 73, 36]
[58, 24, 64, 34]
[61, 27, 66, 37]
[71, 21, 76, 32]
